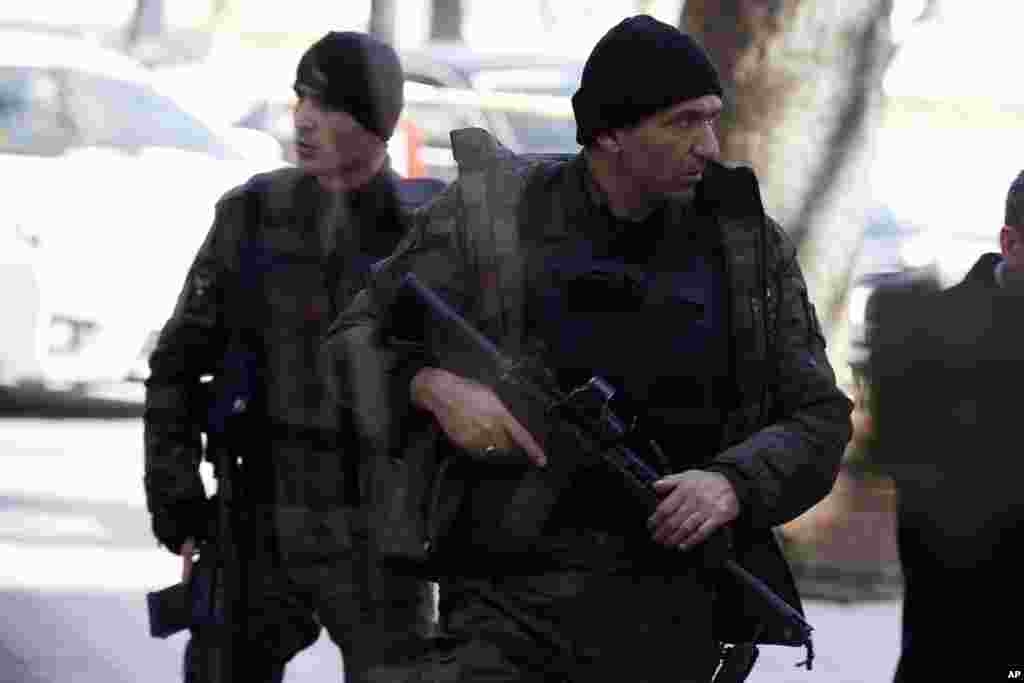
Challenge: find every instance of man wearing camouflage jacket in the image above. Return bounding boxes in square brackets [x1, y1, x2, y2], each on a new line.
[144, 32, 437, 682]
[327, 16, 851, 683]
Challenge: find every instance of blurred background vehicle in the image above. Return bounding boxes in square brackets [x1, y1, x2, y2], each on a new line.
[0, 28, 284, 395]
[0, 215, 46, 390]
[398, 44, 582, 180]
[400, 80, 578, 181]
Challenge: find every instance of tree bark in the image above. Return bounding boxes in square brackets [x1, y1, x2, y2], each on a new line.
[682, 0, 896, 373]
[430, 0, 464, 42]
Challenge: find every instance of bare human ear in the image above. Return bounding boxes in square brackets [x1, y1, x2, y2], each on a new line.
[1000, 225, 1016, 258]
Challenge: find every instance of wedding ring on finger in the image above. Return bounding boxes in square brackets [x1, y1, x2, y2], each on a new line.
[476, 444, 527, 465]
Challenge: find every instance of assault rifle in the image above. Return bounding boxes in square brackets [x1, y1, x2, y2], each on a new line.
[145, 349, 257, 683]
[200, 341, 261, 683]
[397, 272, 814, 681]
[147, 228, 265, 683]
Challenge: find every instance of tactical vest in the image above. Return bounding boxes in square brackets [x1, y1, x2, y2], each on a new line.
[231, 167, 442, 563]
[447, 129, 783, 450]
[431, 128, 806, 647]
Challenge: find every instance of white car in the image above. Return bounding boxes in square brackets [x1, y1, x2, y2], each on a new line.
[0, 218, 46, 389]
[0, 30, 284, 392]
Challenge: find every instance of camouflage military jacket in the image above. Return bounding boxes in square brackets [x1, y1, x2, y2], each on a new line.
[144, 165, 422, 559]
[332, 128, 851, 529]
[326, 129, 851, 645]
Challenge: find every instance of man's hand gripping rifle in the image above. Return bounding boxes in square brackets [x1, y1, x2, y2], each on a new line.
[398, 272, 814, 676]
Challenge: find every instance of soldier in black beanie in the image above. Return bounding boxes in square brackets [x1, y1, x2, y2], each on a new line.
[572, 14, 726, 214]
[145, 30, 442, 683]
[572, 15, 723, 146]
[292, 30, 406, 189]
[326, 12, 849, 683]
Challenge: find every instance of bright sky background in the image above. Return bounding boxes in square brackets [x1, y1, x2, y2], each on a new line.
[884, 0, 1024, 102]
[1, 0, 683, 54]
[6, 0, 1017, 71]
[6, 0, 1020, 82]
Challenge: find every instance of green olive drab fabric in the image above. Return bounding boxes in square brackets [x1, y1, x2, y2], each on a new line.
[144, 166, 411, 557]
[144, 165, 438, 680]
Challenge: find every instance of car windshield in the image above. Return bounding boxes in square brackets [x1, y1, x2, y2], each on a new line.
[470, 66, 583, 97]
[404, 83, 579, 155]
[469, 65, 582, 154]
[502, 109, 579, 154]
[0, 63, 239, 160]
[65, 69, 237, 160]
[0, 66, 69, 155]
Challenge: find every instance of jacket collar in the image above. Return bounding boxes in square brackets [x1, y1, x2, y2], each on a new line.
[965, 252, 1003, 289]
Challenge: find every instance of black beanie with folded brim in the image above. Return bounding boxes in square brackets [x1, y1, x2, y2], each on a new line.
[295, 31, 404, 141]
[572, 15, 723, 146]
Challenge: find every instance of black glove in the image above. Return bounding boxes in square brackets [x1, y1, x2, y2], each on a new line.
[151, 497, 214, 553]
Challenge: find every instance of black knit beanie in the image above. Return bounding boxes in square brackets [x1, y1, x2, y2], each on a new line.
[295, 31, 404, 141]
[572, 15, 723, 146]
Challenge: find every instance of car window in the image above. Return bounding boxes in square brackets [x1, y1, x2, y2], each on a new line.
[472, 90, 579, 155]
[64, 70, 235, 160]
[470, 66, 583, 98]
[0, 66, 73, 156]
[502, 110, 579, 154]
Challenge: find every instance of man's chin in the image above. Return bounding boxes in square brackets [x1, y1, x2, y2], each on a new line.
[296, 157, 325, 175]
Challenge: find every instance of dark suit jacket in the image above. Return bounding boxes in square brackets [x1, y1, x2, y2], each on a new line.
[870, 253, 1024, 677]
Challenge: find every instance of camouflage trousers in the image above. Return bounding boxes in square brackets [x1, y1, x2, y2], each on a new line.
[407, 567, 720, 683]
[183, 507, 434, 683]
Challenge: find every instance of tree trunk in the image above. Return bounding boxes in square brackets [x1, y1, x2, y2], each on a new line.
[369, 0, 398, 46]
[430, 0, 464, 42]
[681, 0, 896, 378]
